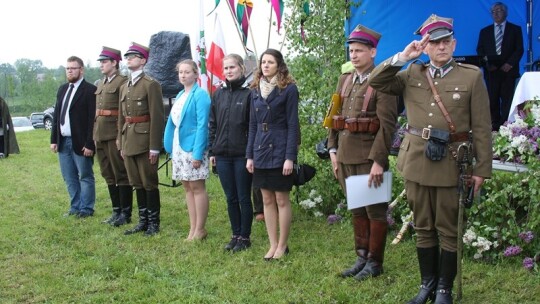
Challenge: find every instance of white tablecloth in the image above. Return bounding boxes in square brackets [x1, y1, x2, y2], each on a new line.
[508, 72, 540, 122]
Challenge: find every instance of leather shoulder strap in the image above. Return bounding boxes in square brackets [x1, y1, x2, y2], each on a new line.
[424, 69, 456, 133]
[340, 73, 354, 98]
[360, 86, 374, 117]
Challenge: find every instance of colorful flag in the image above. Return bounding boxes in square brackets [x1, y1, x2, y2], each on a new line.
[207, 14, 227, 82]
[236, 0, 253, 45]
[192, 0, 210, 92]
[270, 0, 284, 34]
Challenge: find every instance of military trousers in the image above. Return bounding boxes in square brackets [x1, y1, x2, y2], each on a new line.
[123, 152, 159, 190]
[96, 139, 130, 186]
[405, 180, 459, 251]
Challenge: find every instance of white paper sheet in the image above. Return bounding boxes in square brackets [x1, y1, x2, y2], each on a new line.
[345, 171, 393, 210]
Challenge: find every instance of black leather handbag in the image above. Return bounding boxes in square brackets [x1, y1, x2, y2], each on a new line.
[292, 163, 316, 186]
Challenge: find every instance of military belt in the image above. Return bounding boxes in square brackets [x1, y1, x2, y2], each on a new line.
[125, 115, 150, 123]
[407, 126, 469, 143]
[96, 109, 119, 116]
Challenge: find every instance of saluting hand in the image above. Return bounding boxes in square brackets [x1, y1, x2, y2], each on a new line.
[398, 34, 430, 62]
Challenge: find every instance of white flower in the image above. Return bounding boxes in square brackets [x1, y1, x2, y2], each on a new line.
[473, 253, 483, 259]
[309, 189, 317, 197]
[314, 196, 323, 203]
[313, 211, 323, 217]
[499, 125, 512, 138]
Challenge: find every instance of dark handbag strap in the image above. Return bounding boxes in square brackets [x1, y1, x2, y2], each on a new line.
[425, 69, 456, 133]
[360, 86, 374, 117]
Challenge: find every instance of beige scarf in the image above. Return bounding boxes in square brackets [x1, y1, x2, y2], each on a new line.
[259, 76, 278, 99]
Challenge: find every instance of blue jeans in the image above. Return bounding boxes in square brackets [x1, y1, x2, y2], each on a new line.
[216, 156, 253, 238]
[59, 137, 95, 215]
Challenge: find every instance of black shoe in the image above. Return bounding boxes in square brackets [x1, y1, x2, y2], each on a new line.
[232, 238, 251, 252]
[340, 256, 368, 278]
[77, 212, 93, 218]
[144, 224, 160, 236]
[272, 247, 289, 260]
[224, 236, 238, 251]
[353, 258, 383, 281]
[112, 214, 132, 227]
[102, 214, 118, 224]
[124, 223, 148, 235]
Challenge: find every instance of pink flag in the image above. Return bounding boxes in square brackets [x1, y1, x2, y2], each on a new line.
[237, 0, 254, 45]
[207, 14, 227, 83]
[270, 0, 284, 34]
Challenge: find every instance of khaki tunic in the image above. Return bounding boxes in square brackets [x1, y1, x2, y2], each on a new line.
[94, 72, 127, 142]
[118, 73, 164, 156]
[118, 73, 165, 189]
[369, 58, 492, 187]
[93, 72, 128, 185]
[328, 66, 398, 170]
[327, 66, 398, 220]
[369, 57, 492, 250]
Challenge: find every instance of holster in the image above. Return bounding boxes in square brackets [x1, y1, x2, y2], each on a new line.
[424, 128, 449, 161]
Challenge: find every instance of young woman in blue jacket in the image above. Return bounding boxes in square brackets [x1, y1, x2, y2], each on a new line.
[246, 49, 299, 260]
[164, 59, 211, 241]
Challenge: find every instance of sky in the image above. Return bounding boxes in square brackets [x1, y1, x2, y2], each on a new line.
[0, 0, 285, 69]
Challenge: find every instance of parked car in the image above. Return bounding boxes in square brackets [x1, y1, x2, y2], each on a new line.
[12, 117, 35, 132]
[30, 112, 45, 129]
[43, 106, 54, 130]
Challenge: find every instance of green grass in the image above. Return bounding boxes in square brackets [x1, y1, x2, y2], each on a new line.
[1, 130, 538, 303]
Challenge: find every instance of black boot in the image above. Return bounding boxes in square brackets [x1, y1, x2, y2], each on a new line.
[102, 185, 121, 224]
[113, 185, 133, 227]
[354, 220, 387, 281]
[407, 246, 439, 304]
[341, 214, 369, 277]
[434, 250, 457, 304]
[124, 189, 148, 235]
[145, 189, 161, 236]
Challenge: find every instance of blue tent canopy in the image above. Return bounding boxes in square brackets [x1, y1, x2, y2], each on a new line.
[346, 0, 538, 72]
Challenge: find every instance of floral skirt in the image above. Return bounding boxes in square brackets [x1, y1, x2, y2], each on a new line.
[172, 148, 209, 181]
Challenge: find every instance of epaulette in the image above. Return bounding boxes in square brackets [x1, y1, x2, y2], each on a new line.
[455, 62, 480, 71]
[142, 74, 155, 82]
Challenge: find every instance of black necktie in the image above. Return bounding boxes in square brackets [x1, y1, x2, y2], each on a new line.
[60, 84, 74, 125]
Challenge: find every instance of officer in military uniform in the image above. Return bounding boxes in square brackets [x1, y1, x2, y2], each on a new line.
[369, 15, 492, 303]
[327, 25, 397, 281]
[94, 46, 132, 227]
[119, 42, 165, 236]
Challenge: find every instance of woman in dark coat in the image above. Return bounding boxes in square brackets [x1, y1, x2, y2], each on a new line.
[246, 49, 299, 260]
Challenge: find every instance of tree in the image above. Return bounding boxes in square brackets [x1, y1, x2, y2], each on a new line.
[284, 0, 354, 214]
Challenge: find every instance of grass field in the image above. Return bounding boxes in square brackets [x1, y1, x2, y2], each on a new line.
[1, 130, 538, 303]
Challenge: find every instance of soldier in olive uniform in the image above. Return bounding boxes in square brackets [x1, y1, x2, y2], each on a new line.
[119, 42, 165, 236]
[94, 47, 132, 227]
[369, 15, 492, 303]
[327, 25, 398, 281]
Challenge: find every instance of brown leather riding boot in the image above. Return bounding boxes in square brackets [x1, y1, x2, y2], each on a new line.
[354, 219, 387, 281]
[341, 214, 370, 277]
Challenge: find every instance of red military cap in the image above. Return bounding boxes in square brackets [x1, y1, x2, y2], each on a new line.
[124, 42, 150, 60]
[97, 46, 122, 62]
[414, 14, 454, 41]
[347, 24, 382, 48]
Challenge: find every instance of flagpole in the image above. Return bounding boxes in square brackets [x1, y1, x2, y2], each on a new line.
[243, 3, 258, 59]
[224, 0, 249, 58]
[266, 3, 273, 50]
